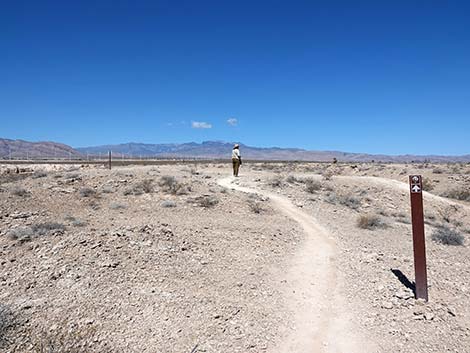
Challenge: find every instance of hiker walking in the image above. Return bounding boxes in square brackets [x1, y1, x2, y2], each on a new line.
[232, 144, 242, 177]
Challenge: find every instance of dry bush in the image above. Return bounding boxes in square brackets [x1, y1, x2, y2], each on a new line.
[198, 195, 219, 208]
[8, 222, 65, 243]
[32, 171, 48, 179]
[161, 200, 177, 208]
[79, 188, 97, 198]
[124, 179, 154, 196]
[140, 179, 154, 193]
[432, 168, 444, 174]
[64, 216, 87, 227]
[10, 187, 29, 197]
[71, 219, 87, 227]
[65, 172, 81, 179]
[432, 226, 465, 246]
[422, 179, 435, 191]
[7, 227, 34, 243]
[322, 168, 337, 181]
[248, 200, 264, 214]
[326, 192, 361, 210]
[394, 212, 411, 224]
[357, 214, 388, 230]
[268, 176, 283, 187]
[441, 188, 470, 202]
[0, 304, 14, 350]
[304, 179, 321, 193]
[159, 176, 188, 195]
[31, 222, 66, 236]
[109, 202, 127, 210]
[286, 175, 300, 184]
[101, 185, 114, 194]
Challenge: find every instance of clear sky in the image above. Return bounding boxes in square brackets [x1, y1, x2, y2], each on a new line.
[1, 0, 469, 155]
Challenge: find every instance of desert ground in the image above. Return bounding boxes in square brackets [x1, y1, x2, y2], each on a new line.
[0, 161, 469, 352]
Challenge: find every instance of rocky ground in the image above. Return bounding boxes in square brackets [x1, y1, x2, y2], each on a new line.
[0, 161, 469, 352]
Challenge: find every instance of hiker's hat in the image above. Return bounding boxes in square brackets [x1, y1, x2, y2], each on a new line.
[234, 144, 239, 148]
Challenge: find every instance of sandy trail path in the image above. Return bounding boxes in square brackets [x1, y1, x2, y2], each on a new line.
[218, 176, 377, 353]
[288, 173, 470, 212]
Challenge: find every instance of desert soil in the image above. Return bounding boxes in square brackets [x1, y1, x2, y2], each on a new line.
[0, 161, 469, 352]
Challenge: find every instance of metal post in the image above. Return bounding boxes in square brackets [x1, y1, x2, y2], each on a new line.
[108, 151, 112, 170]
[409, 175, 428, 301]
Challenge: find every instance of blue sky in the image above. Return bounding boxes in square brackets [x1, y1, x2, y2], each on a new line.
[1, 0, 469, 155]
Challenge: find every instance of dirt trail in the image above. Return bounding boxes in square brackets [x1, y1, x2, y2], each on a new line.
[291, 173, 470, 212]
[218, 176, 377, 353]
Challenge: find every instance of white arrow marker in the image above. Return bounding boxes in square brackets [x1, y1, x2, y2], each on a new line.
[412, 185, 421, 193]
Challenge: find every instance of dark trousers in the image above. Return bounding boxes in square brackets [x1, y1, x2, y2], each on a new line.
[232, 158, 240, 176]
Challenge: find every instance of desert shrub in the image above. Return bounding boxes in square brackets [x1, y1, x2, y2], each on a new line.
[394, 212, 411, 224]
[438, 206, 462, 226]
[7, 227, 34, 243]
[441, 188, 470, 202]
[101, 185, 114, 194]
[268, 176, 283, 187]
[65, 172, 81, 179]
[422, 179, 435, 191]
[10, 187, 29, 197]
[431, 226, 464, 246]
[248, 201, 264, 214]
[32, 171, 48, 179]
[286, 175, 300, 184]
[140, 179, 154, 193]
[0, 304, 14, 349]
[161, 200, 177, 208]
[109, 202, 127, 210]
[432, 168, 444, 174]
[8, 222, 65, 242]
[124, 179, 154, 195]
[357, 214, 388, 230]
[64, 216, 87, 227]
[31, 222, 66, 236]
[79, 188, 97, 198]
[198, 195, 219, 208]
[159, 176, 188, 195]
[305, 179, 321, 193]
[322, 169, 335, 181]
[327, 192, 361, 209]
[71, 219, 87, 227]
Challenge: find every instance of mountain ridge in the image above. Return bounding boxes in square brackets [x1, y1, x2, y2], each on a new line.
[1, 138, 469, 162]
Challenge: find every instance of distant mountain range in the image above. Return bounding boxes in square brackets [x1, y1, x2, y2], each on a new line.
[1, 138, 469, 162]
[0, 138, 81, 159]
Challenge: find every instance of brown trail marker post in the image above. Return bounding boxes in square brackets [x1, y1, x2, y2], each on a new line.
[108, 151, 112, 170]
[409, 175, 428, 301]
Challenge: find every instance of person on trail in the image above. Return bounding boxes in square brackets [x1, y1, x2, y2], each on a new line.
[232, 144, 242, 177]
